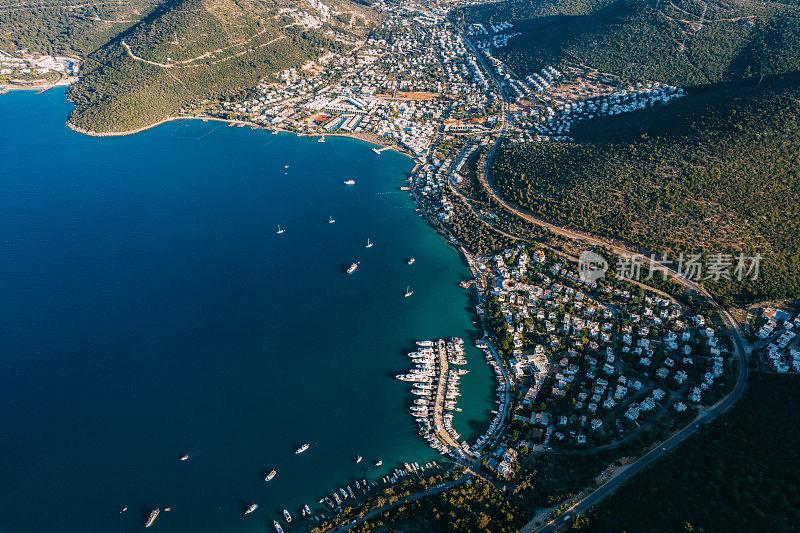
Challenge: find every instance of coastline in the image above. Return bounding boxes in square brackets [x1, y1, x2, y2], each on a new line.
[65, 113, 415, 157]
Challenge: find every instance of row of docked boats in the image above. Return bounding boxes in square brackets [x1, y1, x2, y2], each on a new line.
[398, 339, 468, 457]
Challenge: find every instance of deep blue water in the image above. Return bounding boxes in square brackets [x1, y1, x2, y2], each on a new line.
[0, 90, 494, 532]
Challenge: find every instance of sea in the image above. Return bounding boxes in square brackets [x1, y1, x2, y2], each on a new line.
[0, 89, 495, 532]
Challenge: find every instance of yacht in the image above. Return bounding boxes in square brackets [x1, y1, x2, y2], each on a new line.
[325, 496, 334, 507]
[276, 225, 285, 234]
[295, 443, 310, 454]
[333, 493, 342, 506]
[304, 504, 311, 515]
[274, 521, 285, 533]
[344, 179, 356, 185]
[356, 455, 362, 463]
[365, 238, 373, 248]
[347, 262, 359, 274]
[245, 504, 258, 515]
[408, 257, 415, 265]
[283, 509, 292, 522]
[180, 454, 189, 461]
[347, 486, 355, 498]
[404, 286, 414, 297]
[375, 460, 383, 466]
[329, 215, 335, 224]
[416, 341, 433, 347]
[265, 469, 276, 482]
[318, 136, 325, 143]
[145, 509, 160, 528]
[339, 488, 347, 498]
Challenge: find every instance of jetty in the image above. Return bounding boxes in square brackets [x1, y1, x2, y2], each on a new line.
[371, 145, 392, 154]
[432, 340, 460, 449]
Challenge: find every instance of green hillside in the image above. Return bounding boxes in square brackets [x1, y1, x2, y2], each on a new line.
[459, 0, 800, 87]
[65, 0, 372, 133]
[0, 0, 158, 55]
[489, 77, 800, 304]
[579, 373, 800, 531]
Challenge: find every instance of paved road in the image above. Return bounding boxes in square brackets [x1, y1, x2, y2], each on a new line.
[462, 32, 752, 533]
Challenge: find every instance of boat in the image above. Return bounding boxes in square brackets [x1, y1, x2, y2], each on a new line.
[405, 286, 414, 297]
[274, 521, 285, 533]
[284, 165, 289, 169]
[180, 454, 189, 461]
[340, 488, 348, 498]
[265, 469, 277, 482]
[245, 504, 258, 515]
[329, 215, 335, 224]
[333, 493, 342, 505]
[325, 496, 334, 507]
[365, 238, 373, 248]
[375, 460, 383, 466]
[295, 443, 310, 454]
[347, 486, 355, 498]
[346, 262, 359, 274]
[145, 509, 159, 528]
[344, 179, 356, 185]
[355, 481, 360, 489]
[164, 508, 171, 512]
[304, 504, 311, 515]
[276, 225, 285, 234]
[416, 341, 433, 347]
[283, 509, 292, 522]
[408, 257, 415, 265]
[356, 455, 362, 463]
[318, 136, 325, 143]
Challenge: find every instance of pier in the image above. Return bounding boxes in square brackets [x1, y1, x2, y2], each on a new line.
[432, 339, 461, 450]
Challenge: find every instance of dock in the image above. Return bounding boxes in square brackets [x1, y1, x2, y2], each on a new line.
[432, 340, 461, 450]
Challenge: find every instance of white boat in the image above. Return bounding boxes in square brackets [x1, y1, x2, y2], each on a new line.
[404, 286, 414, 297]
[295, 443, 310, 454]
[303, 504, 311, 515]
[356, 455, 362, 463]
[344, 179, 355, 185]
[318, 136, 325, 143]
[408, 257, 415, 265]
[245, 504, 258, 515]
[284, 165, 289, 169]
[365, 238, 373, 248]
[329, 215, 335, 224]
[180, 453, 189, 461]
[283, 509, 292, 522]
[276, 225, 285, 234]
[347, 262, 359, 274]
[265, 469, 277, 482]
[274, 521, 285, 533]
[375, 460, 383, 466]
[145, 509, 159, 528]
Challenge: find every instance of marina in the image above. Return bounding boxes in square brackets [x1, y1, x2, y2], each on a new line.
[0, 92, 496, 533]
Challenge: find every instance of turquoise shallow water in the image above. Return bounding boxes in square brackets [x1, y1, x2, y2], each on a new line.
[0, 90, 495, 532]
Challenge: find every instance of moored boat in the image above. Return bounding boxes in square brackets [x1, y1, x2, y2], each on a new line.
[295, 443, 310, 454]
[145, 509, 159, 528]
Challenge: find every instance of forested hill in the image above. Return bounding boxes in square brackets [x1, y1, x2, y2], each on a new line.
[489, 77, 800, 305]
[0, 0, 159, 56]
[458, 0, 800, 87]
[65, 0, 374, 133]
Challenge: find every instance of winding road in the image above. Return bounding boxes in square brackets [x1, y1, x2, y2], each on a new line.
[465, 32, 751, 532]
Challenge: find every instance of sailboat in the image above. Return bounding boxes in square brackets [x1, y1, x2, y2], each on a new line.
[365, 238, 373, 248]
[405, 286, 414, 298]
[276, 225, 285, 234]
[329, 215, 335, 224]
[356, 455, 363, 463]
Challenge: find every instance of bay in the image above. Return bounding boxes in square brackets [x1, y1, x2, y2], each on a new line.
[0, 89, 494, 532]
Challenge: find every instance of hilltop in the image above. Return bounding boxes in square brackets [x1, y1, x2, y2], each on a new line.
[458, 0, 800, 86]
[65, 0, 375, 133]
